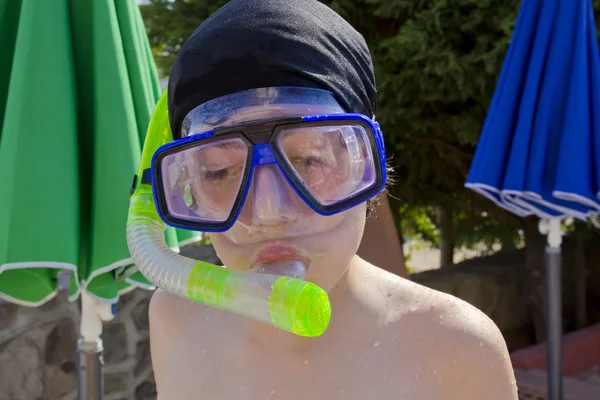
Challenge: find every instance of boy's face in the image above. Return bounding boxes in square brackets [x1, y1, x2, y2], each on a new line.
[203, 104, 368, 291]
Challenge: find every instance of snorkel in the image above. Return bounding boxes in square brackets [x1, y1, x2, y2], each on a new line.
[126, 91, 332, 337]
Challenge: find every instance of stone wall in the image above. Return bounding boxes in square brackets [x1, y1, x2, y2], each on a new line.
[0, 243, 220, 400]
[0, 286, 156, 400]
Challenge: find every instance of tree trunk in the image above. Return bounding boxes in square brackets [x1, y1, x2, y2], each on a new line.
[521, 217, 548, 343]
[357, 195, 408, 278]
[437, 205, 455, 267]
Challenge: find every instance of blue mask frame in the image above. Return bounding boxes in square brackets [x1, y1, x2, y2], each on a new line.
[149, 113, 387, 232]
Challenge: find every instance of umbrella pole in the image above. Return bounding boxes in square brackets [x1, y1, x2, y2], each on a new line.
[540, 218, 563, 400]
[77, 338, 104, 400]
[77, 292, 115, 400]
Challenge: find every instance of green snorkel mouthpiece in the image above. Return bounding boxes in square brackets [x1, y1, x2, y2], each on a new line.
[126, 91, 331, 337]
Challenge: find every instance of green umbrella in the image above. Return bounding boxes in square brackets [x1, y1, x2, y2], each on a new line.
[1, 1, 202, 397]
[0, 0, 201, 306]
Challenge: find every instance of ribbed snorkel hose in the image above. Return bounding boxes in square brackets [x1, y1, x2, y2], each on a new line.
[127, 189, 195, 296]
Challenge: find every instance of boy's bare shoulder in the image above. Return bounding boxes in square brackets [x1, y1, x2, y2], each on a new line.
[383, 269, 510, 356]
[148, 289, 214, 382]
[149, 288, 202, 329]
[149, 288, 221, 342]
[373, 267, 517, 399]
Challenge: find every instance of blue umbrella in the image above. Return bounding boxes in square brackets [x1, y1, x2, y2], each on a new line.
[465, 0, 600, 398]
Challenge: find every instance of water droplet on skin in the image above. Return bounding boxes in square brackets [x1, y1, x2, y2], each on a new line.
[304, 359, 309, 365]
[240, 387, 245, 392]
[271, 389, 276, 394]
[205, 315, 210, 320]
[439, 315, 444, 320]
[202, 349, 208, 355]
[433, 369, 437, 374]
[373, 340, 381, 347]
[259, 268, 265, 273]
[409, 306, 417, 312]
[479, 342, 483, 348]
[339, 389, 345, 394]
[391, 349, 396, 355]
[414, 373, 419, 381]
[452, 359, 457, 364]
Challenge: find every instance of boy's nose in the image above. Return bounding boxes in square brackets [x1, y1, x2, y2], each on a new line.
[252, 165, 297, 225]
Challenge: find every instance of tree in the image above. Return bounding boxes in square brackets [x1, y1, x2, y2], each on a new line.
[141, 0, 229, 76]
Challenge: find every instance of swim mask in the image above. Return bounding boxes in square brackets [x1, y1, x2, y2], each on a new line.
[148, 87, 386, 235]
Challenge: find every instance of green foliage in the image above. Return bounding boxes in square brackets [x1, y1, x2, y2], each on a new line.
[453, 210, 523, 252]
[140, 0, 229, 76]
[399, 203, 439, 244]
[404, 263, 416, 275]
[398, 200, 522, 254]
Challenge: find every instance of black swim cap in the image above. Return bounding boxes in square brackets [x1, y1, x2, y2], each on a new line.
[168, 0, 376, 138]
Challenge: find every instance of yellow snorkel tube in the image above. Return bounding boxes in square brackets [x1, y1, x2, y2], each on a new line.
[126, 91, 331, 337]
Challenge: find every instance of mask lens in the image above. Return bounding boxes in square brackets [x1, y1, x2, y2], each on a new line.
[276, 124, 377, 205]
[161, 138, 249, 223]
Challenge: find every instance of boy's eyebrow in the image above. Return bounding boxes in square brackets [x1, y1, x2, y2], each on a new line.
[211, 141, 245, 150]
[216, 142, 237, 149]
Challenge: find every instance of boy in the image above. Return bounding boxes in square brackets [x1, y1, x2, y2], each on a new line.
[149, 1, 517, 398]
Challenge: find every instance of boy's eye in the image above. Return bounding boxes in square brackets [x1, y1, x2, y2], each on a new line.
[291, 156, 327, 170]
[202, 166, 243, 181]
[204, 169, 228, 181]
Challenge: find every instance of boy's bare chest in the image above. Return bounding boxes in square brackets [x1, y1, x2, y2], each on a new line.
[158, 335, 432, 400]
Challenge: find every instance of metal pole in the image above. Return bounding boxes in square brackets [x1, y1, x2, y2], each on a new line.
[539, 218, 563, 400]
[77, 338, 104, 400]
[546, 245, 563, 400]
[78, 292, 114, 400]
[540, 218, 564, 400]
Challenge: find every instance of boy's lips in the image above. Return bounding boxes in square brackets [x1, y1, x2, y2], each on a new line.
[253, 244, 308, 267]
